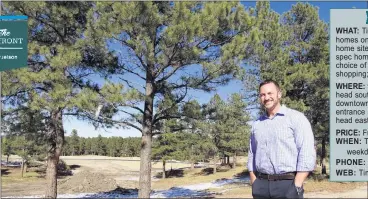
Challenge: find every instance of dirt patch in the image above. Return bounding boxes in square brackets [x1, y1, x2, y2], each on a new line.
[305, 185, 367, 198]
[2, 181, 47, 197]
[58, 170, 118, 194]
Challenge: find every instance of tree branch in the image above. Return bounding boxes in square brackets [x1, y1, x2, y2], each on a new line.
[2, 86, 49, 103]
[156, 64, 182, 84]
[65, 112, 143, 133]
[154, 43, 178, 78]
[118, 39, 147, 70]
[118, 63, 147, 81]
[119, 109, 143, 124]
[21, 7, 66, 43]
[118, 77, 145, 90]
[66, 69, 94, 90]
[153, 86, 188, 125]
[121, 104, 144, 115]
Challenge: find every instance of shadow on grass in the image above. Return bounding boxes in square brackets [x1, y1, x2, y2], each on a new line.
[86, 186, 138, 198]
[231, 169, 251, 185]
[33, 164, 82, 179]
[69, 164, 81, 170]
[1, 168, 10, 176]
[194, 165, 232, 176]
[155, 169, 185, 178]
[58, 164, 82, 178]
[233, 169, 248, 179]
[195, 168, 214, 176]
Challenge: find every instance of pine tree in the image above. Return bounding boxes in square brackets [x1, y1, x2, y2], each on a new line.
[96, 134, 106, 156]
[152, 133, 182, 179]
[12, 136, 33, 177]
[2, 2, 118, 197]
[220, 93, 251, 168]
[79, 138, 86, 155]
[69, 129, 79, 156]
[202, 94, 226, 173]
[88, 2, 255, 196]
[84, 138, 92, 155]
[179, 100, 208, 169]
[244, 1, 288, 116]
[283, 3, 329, 174]
[1, 136, 13, 163]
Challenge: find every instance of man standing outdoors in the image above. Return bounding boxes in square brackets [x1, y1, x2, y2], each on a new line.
[247, 80, 316, 198]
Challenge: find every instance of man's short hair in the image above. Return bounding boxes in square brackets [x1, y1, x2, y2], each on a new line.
[259, 79, 281, 91]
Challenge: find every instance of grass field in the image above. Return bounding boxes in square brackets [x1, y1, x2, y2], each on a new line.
[1, 168, 40, 185]
[152, 166, 246, 190]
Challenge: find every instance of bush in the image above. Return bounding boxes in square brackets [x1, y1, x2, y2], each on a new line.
[57, 159, 72, 176]
[34, 155, 47, 162]
[28, 161, 44, 167]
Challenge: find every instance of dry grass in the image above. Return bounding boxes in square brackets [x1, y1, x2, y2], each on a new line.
[5, 155, 247, 172]
[1, 168, 43, 185]
[304, 180, 365, 193]
[152, 166, 246, 190]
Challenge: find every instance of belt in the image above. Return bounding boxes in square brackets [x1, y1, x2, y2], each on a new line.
[257, 172, 296, 181]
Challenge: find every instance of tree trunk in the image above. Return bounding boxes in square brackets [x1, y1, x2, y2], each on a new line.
[45, 110, 64, 198]
[139, 133, 153, 198]
[191, 161, 194, 170]
[162, 160, 166, 179]
[45, 154, 59, 198]
[21, 158, 25, 178]
[138, 74, 154, 198]
[232, 153, 237, 169]
[213, 156, 217, 174]
[6, 155, 9, 164]
[321, 137, 327, 175]
[25, 161, 28, 173]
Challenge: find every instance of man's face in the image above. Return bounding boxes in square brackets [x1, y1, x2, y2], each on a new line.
[259, 83, 281, 111]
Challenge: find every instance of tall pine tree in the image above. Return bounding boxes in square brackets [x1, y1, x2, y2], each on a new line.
[2, 2, 118, 197]
[87, 2, 256, 197]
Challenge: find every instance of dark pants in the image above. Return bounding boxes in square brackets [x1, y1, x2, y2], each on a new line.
[252, 178, 304, 198]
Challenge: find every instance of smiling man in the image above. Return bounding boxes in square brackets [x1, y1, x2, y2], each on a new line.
[247, 80, 316, 199]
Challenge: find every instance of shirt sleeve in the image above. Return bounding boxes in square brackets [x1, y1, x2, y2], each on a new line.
[247, 124, 256, 172]
[294, 114, 316, 171]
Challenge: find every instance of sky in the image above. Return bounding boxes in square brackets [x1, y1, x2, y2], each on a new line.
[63, 1, 368, 138]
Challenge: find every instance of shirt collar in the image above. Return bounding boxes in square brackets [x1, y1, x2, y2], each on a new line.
[277, 105, 287, 116]
[260, 105, 287, 120]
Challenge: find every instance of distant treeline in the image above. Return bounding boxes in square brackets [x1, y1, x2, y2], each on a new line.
[1, 128, 248, 162]
[1, 130, 141, 159]
[63, 131, 141, 157]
